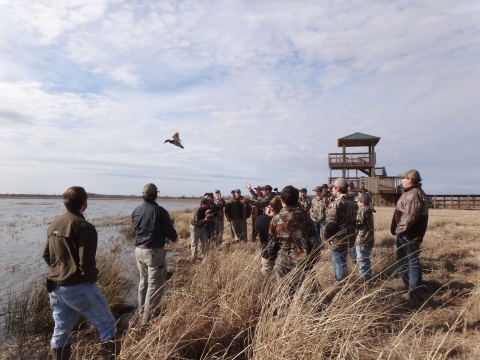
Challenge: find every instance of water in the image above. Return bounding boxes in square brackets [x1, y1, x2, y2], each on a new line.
[0, 198, 196, 303]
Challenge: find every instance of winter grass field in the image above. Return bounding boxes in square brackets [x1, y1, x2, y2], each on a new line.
[2, 207, 480, 359]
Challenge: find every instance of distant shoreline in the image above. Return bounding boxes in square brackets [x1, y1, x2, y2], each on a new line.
[0, 195, 202, 201]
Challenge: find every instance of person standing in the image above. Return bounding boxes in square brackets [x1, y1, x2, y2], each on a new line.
[132, 183, 178, 326]
[262, 186, 321, 287]
[353, 194, 376, 281]
[225, 189, 251, 242]
[213, 190, 226, 246]
[43, 186, 116, 359]
[250, 185, 262, 242]
[297, 188, 312, 213]
[254, 196, 283, 278]
[324, 178, 357, 281]
[391, 169, 429, 302]
[310, 184, 331, 243]
[190, 198, 211, 258]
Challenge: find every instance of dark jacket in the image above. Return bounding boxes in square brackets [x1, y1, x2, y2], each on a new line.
[391, 184, 428, 243]
[43, 211, 98, 286]
[132, 201, 177, 248]
[191, 206, 207, 227]
[225, 198, 251, 220]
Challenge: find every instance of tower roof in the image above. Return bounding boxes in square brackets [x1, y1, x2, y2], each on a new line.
[337, 132, 381, 147]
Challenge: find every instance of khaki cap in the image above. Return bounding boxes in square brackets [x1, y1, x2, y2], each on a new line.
[333, 178, 348, 188]
[397, 169, 422, 181]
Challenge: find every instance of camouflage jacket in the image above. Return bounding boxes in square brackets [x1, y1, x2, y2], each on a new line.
[324, 194, 357, 250]
[248, 190, 276, 211]
[355, 205, 376, 248]
[310, 193, 334, 223]
[263, 206, 321, 272]
[213, 198, 226, 218]
[297, 196, 312, 213]
[347, 193, 359, 212]
[390, 184, 428, 243]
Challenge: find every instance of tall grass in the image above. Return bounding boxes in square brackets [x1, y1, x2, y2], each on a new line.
[2, 253, 134, 345]
[3, 208, 480, 359]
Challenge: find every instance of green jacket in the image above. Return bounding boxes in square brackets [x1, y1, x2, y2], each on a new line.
[43, 211, 98, 286]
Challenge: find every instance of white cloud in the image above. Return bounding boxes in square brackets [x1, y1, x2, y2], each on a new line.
[0, 0, 479, 195]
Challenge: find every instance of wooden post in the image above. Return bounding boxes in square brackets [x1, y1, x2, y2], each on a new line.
[433, 196, 436, 209]
[467, 195, 470, 210]
[450, 195, 453, 209]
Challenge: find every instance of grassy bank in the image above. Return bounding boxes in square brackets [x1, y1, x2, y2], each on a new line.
[2, 207, 480, 359]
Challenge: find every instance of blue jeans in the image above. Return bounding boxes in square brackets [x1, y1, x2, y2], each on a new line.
[313, 221, 324, 246]
[330, 250, 348, 281]
[354, 246, 372, 280]
[395, 236, 424, 300]
[49, 282, 116, 349]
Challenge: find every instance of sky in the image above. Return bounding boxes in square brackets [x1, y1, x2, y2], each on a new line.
[0, 0, 479, 196]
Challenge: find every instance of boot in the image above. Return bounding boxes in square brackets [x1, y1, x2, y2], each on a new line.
[51, 344, 72, 360]
[100, 338, 120, 360]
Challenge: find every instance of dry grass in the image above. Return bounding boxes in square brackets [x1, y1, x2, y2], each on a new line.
[116, 208, 480, 360]
[3, 208, 480, 359]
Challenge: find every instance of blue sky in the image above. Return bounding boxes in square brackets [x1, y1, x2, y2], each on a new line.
[0, 0, 479, 196]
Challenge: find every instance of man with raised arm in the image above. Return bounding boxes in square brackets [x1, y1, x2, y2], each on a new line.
[244, 183, 276, 213]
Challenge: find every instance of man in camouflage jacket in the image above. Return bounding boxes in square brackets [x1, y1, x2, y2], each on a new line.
[244, 183, 276, 212]
[297, 188, 312, 213]
[263, 186, 321, 287]
[310, 184, 332, 243]
[324, 178, 357, 281]
[353, 194, 375, 281]
[391, 169, 429, 302]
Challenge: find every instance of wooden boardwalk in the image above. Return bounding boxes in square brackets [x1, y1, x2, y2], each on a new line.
[428, 195, 480, 210]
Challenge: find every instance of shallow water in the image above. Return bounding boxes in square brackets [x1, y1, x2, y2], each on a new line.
[0, 198, 196, 303]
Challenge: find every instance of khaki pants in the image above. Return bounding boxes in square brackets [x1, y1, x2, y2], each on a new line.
[136, 247, 167, 325]
[231, 218, 247, 242]
[190, 224, 209, 257]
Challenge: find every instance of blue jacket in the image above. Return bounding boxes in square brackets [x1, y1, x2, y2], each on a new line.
[132, 201, 177, 248]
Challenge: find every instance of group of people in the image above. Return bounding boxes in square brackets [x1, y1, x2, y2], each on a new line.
[42, 168, 428, 359]
[188, 170, 429, 300]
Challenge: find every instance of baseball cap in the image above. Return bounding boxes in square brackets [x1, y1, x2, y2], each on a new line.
[235, 189, 241, 193]
[261, 185, 272, 191]
[333, 178, 348, 188]
[215, 189, 220, 194]
[397, 169, 422, 182]
[200, 198, 209, 204]
[143, 183, 158, 196]
[299, 188, 307, 192]
[254, 185, 261, 190]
